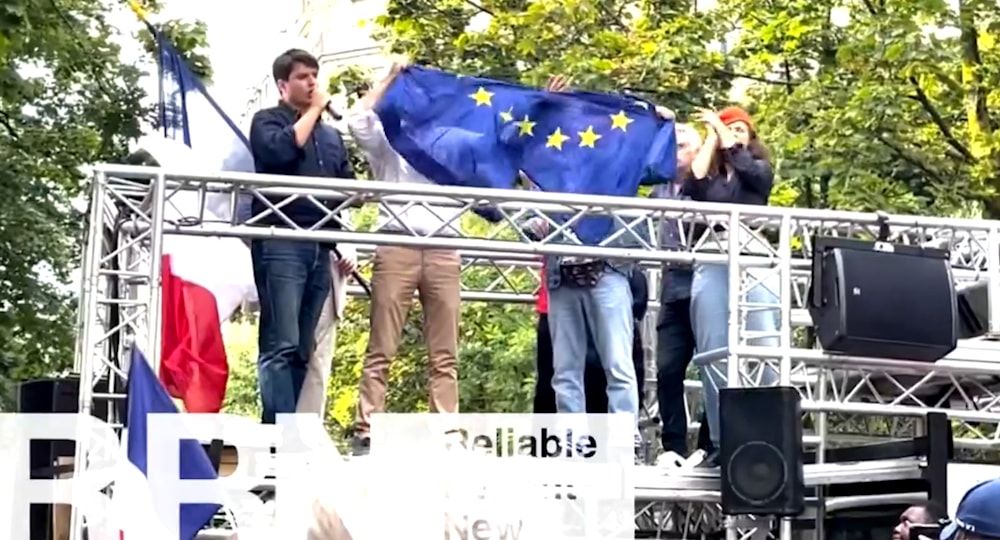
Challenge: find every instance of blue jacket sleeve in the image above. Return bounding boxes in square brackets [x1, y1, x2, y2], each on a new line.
[330, 129, 356, 179]
[249, 110, 301, 169]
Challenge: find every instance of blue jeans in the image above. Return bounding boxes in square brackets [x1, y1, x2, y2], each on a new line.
[690, 263, 780, 447]
[251, 239, 331, 424]
[548, 271, 638, 429]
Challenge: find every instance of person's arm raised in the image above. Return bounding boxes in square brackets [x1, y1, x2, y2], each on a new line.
[360, 61, 406, 111]
[292, 90, 328, 147]
[690, 128, 717, 181]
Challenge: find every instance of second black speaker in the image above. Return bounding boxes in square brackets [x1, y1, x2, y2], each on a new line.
[720, 386, 804, 516]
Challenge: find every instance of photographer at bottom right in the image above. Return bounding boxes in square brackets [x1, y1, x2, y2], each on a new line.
[926, 478, 1000, 540]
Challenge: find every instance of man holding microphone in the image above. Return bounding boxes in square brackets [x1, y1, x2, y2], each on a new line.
[248, 48, 356, 424]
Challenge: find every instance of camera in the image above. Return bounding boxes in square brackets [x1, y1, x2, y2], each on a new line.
[910, 523, 946, 540]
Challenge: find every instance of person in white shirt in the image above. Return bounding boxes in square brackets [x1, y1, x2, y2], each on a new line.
[297, 241, 356, 415]
[346, 62, 463, 455]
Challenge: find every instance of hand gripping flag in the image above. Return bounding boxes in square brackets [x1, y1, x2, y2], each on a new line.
[374, 66, 677, 244]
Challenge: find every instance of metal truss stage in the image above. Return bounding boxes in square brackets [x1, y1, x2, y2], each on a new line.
[72, 164, 999, 539]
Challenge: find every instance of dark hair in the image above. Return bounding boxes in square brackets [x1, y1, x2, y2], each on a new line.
[919, 501, 948, 523]
[711, 127, 771, 176]
[271, 49, 319, 83]
[747, 134, 771, 162]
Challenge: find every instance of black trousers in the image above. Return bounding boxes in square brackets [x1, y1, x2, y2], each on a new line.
[656, 298, 714, 455]
[533, 314, 645, 414]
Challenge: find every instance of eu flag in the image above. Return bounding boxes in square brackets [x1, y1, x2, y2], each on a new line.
[376, 66, 677, 244]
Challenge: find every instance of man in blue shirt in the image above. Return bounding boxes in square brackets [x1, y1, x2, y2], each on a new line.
[248, 49, 355, 424]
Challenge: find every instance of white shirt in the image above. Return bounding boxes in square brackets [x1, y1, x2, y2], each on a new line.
[346, 108, 462, 236]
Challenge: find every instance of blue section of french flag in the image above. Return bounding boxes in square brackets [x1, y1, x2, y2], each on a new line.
[116, 349, 221, 540]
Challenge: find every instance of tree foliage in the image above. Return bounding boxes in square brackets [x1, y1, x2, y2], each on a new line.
[740, 0, 1000, 216]
[370, 0, 1000, 218]
[0, 0, 209, 408]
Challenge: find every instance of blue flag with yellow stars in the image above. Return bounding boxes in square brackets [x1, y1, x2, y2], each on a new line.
[375, 66, 677, 244]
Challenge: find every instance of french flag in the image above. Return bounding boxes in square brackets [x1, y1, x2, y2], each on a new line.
[110, 349, 221, 540]
[149, 31, 257, 412]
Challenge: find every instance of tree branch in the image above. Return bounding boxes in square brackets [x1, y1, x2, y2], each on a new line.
[460, 0, 494, 16]
[596, 3, 628, 31]
[957, 3, 993, 133]
[714, 67, 798, 86]
[874, 133, 948, 186]
[907, 76, 975, 162]
[0, 111, 19, 140]
[923, 65, 962, 93]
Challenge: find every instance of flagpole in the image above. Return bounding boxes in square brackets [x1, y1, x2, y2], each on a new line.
[126, 0, 155, 31]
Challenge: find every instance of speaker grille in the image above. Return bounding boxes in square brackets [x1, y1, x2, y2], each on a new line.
[839, 249, 954, 345]
[720, 386, 805, 516]
[727, 441, 788, 504]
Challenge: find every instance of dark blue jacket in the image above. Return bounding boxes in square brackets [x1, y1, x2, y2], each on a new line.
[630, 268, 648, 321]
[248, 102, 355, 228]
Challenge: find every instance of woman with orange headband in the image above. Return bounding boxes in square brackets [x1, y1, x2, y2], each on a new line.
[682, 106, 780, 467]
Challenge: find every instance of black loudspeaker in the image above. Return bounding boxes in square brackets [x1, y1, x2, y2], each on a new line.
[720, 386, 804, 516]
[18, 375, 116, 540]
[957, 281, 989, 339]
[808, 237, 958, 362]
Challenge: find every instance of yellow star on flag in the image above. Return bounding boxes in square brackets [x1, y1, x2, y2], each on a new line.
[578, 125, 602, 148]
[546, 128, 570, 150]
[500, 107, 514, 122]
[610, 110, 633, 132]
[469, 87, 494, 106]
[517, 115, 536, 136]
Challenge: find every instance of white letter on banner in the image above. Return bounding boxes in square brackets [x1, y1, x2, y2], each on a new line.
[0, 413, 120, 540]
[144, 412, 277, 538]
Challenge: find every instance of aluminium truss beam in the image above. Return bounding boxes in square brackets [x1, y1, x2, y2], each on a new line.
[71, 164, 1000, 540]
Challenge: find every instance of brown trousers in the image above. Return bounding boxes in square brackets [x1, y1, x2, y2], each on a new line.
[355, 246, 461, 436]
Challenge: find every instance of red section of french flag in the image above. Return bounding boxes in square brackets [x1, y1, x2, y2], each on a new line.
[158, 254, 229, 413]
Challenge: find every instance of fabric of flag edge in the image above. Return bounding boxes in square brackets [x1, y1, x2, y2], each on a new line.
[156, 32, 249, 152]
[124, 348, 219, 539]
[375, 66, 527, 191]
[158, 254, 229, 413]
[155, 31, 255, 222]
[374, 66, 677, 244]
[153, 30, 257, 413]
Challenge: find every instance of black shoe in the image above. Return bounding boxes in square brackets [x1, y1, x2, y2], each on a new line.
[350, 435, 370, 456]
[696, 450, 720, 469]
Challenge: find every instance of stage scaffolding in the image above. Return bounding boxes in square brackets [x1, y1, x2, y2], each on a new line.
[73, 163, 1000, 539]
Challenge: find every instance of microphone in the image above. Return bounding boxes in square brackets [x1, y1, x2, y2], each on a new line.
[324, 102, 342, 121]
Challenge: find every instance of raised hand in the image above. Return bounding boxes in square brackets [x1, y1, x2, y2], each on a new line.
[654, 105, 676, 120]
[545, 75, 572, 93]
[695, 107, 724, 131]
